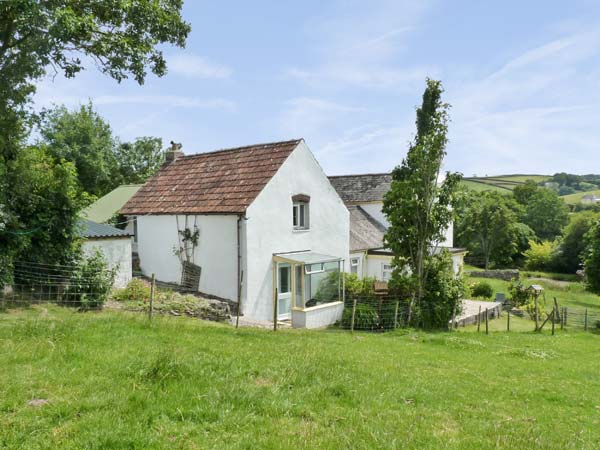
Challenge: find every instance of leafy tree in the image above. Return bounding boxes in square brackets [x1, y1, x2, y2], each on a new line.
[0, 1, 190, 161]
[554, 211, 599, 273]
[383, 79, 462, 325]
[584, 220, 600, 294]
[116, 137, 165, 184]
[522, 189, 569, 241]
[0, 1, 189, 285]
[513, 180, 539, 205]
[39, 103, 120, 196]
[523, 240, 557, 271]
[3, 146, 85, 279]
[455, 191, 523, 269]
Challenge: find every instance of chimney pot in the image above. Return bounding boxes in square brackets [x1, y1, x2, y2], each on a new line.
[165, 141, 183, 164]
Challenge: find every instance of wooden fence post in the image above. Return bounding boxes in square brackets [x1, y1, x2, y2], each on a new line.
[273, 288, 278, 332]
[551, 307, 555, 336]
[507, 308, 510, 332]
[534, 294, 539, 332]
[350, 298, 357, 333]
[585, 308, 588, 331]
[394, 301, 399, 329]
[485, 308, 489, 335]
[564, 307, 568, 327]
[149, 273, 155, 320]
[477, 305, 481, 333]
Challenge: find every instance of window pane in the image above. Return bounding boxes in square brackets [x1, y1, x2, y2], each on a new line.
[293, 205, 298, 226]
[299, 204, 305, 227]
[295, 265, 303, 308]
[279, 265, 290, 293]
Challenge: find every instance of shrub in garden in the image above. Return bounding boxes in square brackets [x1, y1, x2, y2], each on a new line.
[508, 279, 529, 307]
[65, 250, 115, 309]
[341, 303, 379, 330]
[523, 240, 557, 271]
[470, 281, 494, 299]
[112, 278, 151, 302]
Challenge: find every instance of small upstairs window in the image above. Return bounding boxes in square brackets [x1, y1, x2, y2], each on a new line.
[292, 194, 310, 230]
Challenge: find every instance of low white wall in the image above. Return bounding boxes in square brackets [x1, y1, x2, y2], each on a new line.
[82, 238, 132, 288]
[136, 214, 239, 302]
[291, 302, 344, 329]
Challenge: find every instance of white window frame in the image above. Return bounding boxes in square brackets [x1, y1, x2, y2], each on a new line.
[350, 257, 360, 275]
[382, 263, 393, 282]
[293, 201, 310, 230]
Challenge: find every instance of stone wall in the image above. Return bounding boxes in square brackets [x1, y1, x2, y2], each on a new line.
[466, 270, 519, 281]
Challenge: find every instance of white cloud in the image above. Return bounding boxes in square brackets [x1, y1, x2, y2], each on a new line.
[285, 0, 435, 89]
[167, 54, 232, 79]
[94, 94, 237, 111]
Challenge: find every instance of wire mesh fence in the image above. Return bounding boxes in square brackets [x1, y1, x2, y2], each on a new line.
[338, 296, 411, 332]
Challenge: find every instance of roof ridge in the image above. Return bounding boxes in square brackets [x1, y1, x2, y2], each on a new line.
[328, 172, 392, 178]
[179, 138, 303, 160]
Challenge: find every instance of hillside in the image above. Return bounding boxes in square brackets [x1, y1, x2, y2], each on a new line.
[460, 174, 550, 193]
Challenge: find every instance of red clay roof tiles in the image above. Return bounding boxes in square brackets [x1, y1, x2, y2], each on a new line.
[120, 139, 302, 215]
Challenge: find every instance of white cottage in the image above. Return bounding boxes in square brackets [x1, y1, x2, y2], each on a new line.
[121, 139, 349, 328]
[328, 173, 466, 280]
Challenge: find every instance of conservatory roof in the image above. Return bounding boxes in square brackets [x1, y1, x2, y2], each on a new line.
[273, 251, 342, 264]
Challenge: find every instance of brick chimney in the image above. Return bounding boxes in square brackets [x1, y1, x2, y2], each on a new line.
[165, 141, 183, 164]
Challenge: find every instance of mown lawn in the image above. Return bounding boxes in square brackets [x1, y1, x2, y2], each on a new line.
[2, 307, 600, 449]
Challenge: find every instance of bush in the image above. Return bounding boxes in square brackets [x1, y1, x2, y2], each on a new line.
[65, 251, 115, 309]
[341, 303, 379, 330]
[508, 279, 529, 307]
[113, 278, 151, 302]
[523, 240, 557, 271]
[470, 281, 494, 299]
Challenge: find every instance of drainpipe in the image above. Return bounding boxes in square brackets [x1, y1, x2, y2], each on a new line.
[235, 215, 244, 328]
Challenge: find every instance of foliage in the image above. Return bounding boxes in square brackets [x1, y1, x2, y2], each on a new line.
[584, 219, 600, 294]
[0, 1, 189, 285]
[382, 79, 462, 324]
[115, 137, 165, 184]
[470, 281, 494, 299]
[39, 102, 120, 197]
[65, 251, 115, 309]
[523, 240, 557, 271]
[521, 188, 569, 241]
[554, 211, 599, 273]
[416, 252, 466, 329]
[112, 278, 151, 302]
[0, 146, 86, 287]
[508, 280, 530, 307]
[513, 180, 539, 205]
[455, 191, 524, 269]
[341, 303, 379, 330]
[315, 272, 376, 304]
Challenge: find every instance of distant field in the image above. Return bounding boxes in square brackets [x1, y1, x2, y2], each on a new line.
[561, 189, 600, 205]
[461, 174, 550, 194]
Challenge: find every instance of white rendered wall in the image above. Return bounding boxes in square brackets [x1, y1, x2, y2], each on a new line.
[136, 214, 239, 302]
[82, 238, 132, 288]
[245, 141, 350, 322]
[292, 302, 344, 328]
[364, 255, 393, 280]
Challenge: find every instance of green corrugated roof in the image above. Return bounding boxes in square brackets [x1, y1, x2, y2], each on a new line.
[82, 184, 142, 223]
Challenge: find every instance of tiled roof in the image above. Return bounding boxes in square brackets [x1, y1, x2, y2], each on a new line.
[349, 206, 386, 252]
[80, 220, 132, 239]
[121, 139, 302, 215]
[328, 173, 392, 203]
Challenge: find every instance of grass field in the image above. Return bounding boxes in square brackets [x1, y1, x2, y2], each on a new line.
[2, 306, 600, 449]
[561, 189, 600, 205]
[460, 174, 550, 194]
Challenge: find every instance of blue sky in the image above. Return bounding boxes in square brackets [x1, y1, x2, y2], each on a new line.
[34, 0, 600, 176]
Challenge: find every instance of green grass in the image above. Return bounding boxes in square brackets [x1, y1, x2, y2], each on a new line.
[2, 306, 600, 449]
[460, 175, 550, 194]
[465, 275, 600, 312]
[561, 189, 600, 205]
